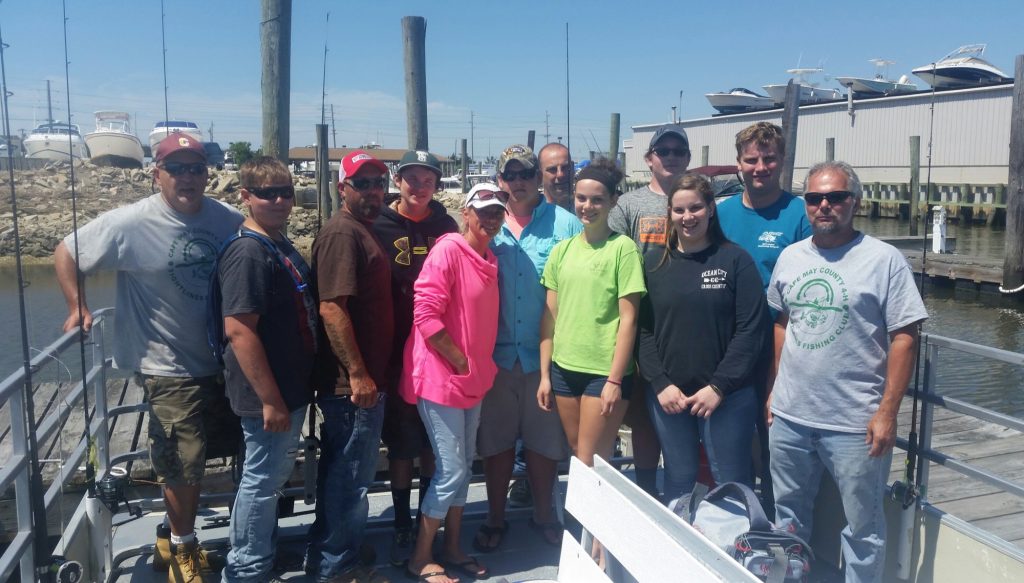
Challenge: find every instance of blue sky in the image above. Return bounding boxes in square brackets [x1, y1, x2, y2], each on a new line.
[1, 0, 1020, 161]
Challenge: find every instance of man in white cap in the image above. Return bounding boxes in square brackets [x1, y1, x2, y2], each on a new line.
[55, 132, 242, 582]
[305, 150, 393, 583]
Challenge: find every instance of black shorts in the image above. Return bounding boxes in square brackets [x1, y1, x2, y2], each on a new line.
[550, 362, 634, 401]
[381, 392, 430, 460]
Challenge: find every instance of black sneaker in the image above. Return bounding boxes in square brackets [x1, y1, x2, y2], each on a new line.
[389, 526, 414, 566]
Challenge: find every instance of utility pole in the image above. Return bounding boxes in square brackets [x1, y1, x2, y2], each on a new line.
[544, 110, 550, 144]
[260, 0, 291, 161]
[208, 122, 215, 144]
[402, 16, 428, 150]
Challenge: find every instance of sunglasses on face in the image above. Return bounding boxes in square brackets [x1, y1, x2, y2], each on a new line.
[500, 168, 537, 182]
[652, 147, 689, 158]
[161, 162, 208, 176]
[469, 190, 510, 204]
[345, 176, 388, 191]
[246, 185, 295, 200]
[804, 191, 855, 206]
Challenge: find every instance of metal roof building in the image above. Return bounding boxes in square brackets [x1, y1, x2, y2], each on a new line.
[624, 83, 1013, 188]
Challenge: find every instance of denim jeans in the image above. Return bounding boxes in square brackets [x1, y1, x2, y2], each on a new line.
[646, 385, 757, 501]
[223, 408, 305, 583]
[769, 415, 892, 583]
[305, 394, 385, 580]
[417, 398, 481, 519]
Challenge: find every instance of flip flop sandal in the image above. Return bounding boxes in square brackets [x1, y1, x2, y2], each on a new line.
[472, 519, 509, 553]
[528, 517, 564, 547]
[443, 557, 490, 579]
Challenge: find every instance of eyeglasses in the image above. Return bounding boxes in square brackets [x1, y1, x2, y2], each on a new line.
[345, 176, 388, 191]
[652, 147, 689, 158]
[500, 168, 537, 182]
[161, 162, 207, 176]
[804, 191, 855, 206]
[469, 190, 510, 204]
[246, 185, 295, 200]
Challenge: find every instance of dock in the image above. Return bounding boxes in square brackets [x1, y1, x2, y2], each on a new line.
[902, 250, 1006, 291]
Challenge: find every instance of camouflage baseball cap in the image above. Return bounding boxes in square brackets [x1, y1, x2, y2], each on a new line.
[497, 144, 537, 173]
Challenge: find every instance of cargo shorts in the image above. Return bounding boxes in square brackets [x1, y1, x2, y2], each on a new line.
[138, 374, 237, 486]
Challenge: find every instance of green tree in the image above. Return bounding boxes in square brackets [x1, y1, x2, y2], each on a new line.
[227, 141, 260, 166]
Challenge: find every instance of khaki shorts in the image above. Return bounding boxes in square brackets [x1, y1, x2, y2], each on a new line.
[477, 363, 570, 461]
[139, 374, 236, 486]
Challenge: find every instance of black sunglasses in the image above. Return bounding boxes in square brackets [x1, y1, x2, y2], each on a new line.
[652, 147, 689, 158]
[804, 191, 855, 206]
[161, 161, 207, 176]
[246, 185, 295, 200]
[469, 189, 510, 204]
[500, 168, 537, 182]
[345, 176, 388, 191]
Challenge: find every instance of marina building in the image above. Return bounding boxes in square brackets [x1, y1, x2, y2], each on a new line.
[625, 83, 1013, 190]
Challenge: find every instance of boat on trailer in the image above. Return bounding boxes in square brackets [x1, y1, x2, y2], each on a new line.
[4, 309, 1024, 582]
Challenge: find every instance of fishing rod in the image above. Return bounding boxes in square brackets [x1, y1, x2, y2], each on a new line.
[160, 0, 169, 127]
[0, 22, 56, 583]
[564, 22, 570, 163]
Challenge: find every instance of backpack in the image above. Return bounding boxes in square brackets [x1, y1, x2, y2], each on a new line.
[207, 229, 314, 364]
[669, 482, 813, 583]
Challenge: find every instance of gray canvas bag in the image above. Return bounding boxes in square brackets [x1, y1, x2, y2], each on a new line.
[669, 482, 813, 583]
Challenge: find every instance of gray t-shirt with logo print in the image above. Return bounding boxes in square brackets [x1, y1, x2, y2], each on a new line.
[64, 193, 243, 377]
[767, 232, 927, 433]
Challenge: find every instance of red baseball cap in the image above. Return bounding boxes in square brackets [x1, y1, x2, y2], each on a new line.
[154, 132, 207, 163]
[340, 150, 388, 184]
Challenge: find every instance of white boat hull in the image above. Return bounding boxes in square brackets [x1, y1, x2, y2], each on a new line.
[85, 131, 145, 168]
[762, 83, 842, 105]
[705, 92, 775, 114]
[835, 76, 917, 96]
[23, 134, 88, 161]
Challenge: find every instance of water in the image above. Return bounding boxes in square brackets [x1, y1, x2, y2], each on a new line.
[1, 218, 1021, 416]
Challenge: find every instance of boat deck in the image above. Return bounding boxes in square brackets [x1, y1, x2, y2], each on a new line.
[892, 400, 1024, 548]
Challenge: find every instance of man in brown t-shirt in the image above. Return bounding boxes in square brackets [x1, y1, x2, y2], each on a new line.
[305, 150, 394, 583]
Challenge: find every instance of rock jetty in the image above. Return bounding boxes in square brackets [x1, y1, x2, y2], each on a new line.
[0, 159, 466, 263]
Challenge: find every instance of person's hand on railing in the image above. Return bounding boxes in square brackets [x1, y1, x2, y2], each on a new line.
[63, 305, 93, 333]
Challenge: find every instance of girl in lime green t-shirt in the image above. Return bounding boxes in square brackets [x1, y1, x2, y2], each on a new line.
[537, 158, 646, 469]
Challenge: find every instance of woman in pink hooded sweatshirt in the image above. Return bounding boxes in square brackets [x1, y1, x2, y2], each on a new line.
[400, 182, 506, 583]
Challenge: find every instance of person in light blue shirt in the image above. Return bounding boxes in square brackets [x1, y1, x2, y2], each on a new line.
[475, 144, 582, 551]
[717, 122, 812, 290]
[717, 122, 812, 518]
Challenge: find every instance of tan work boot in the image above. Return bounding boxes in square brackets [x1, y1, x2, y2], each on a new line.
[152, 524, 172, 571]
[167, 539, 215, 583]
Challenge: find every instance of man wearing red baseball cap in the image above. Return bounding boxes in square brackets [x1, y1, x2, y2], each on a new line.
[305, 150, 393, 583]
[55, 132, 243, 582]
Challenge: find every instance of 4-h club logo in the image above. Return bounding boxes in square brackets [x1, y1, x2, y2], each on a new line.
[786, 267, 850, 350]
[166, 228, 221, 301]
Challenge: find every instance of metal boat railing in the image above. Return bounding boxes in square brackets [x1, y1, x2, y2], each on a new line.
[0, 308, 115, 583]
[4, 312, 1024, 581]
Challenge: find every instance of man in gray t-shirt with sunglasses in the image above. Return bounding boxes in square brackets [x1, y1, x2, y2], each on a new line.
[56, 133, 241, 581]
[767, 161, 926, 583]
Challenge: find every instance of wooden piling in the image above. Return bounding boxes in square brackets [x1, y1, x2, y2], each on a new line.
[701, 145, 709, 167]
[315, 124, 331, 220]
[780, 81, 800, 193]
[826, 137, 835, 162]
[260, 0, 291, 161]
[527, 130, 536, 150]
[402, 16, 428, 150]
[1002, 55, 1024, 292]
[609, 113, 621, 162]
[910, 136, 921, 236]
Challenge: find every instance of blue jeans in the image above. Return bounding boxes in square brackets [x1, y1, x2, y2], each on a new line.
[769, 415, 892, 583]
[417, 398, 481, 519]
[224, 408, 305, 582]
[305, 394, 385, 580]
[646, 386, 756, 501]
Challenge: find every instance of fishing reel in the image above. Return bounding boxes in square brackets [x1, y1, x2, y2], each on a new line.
[46, 556, 83, 583]
[889, 479, 919, 510]
[96, 466, 140, 517]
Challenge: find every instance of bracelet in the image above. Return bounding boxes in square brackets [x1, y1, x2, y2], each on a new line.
[708, 384, 723, 398]
[606, 379, 622, 386]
